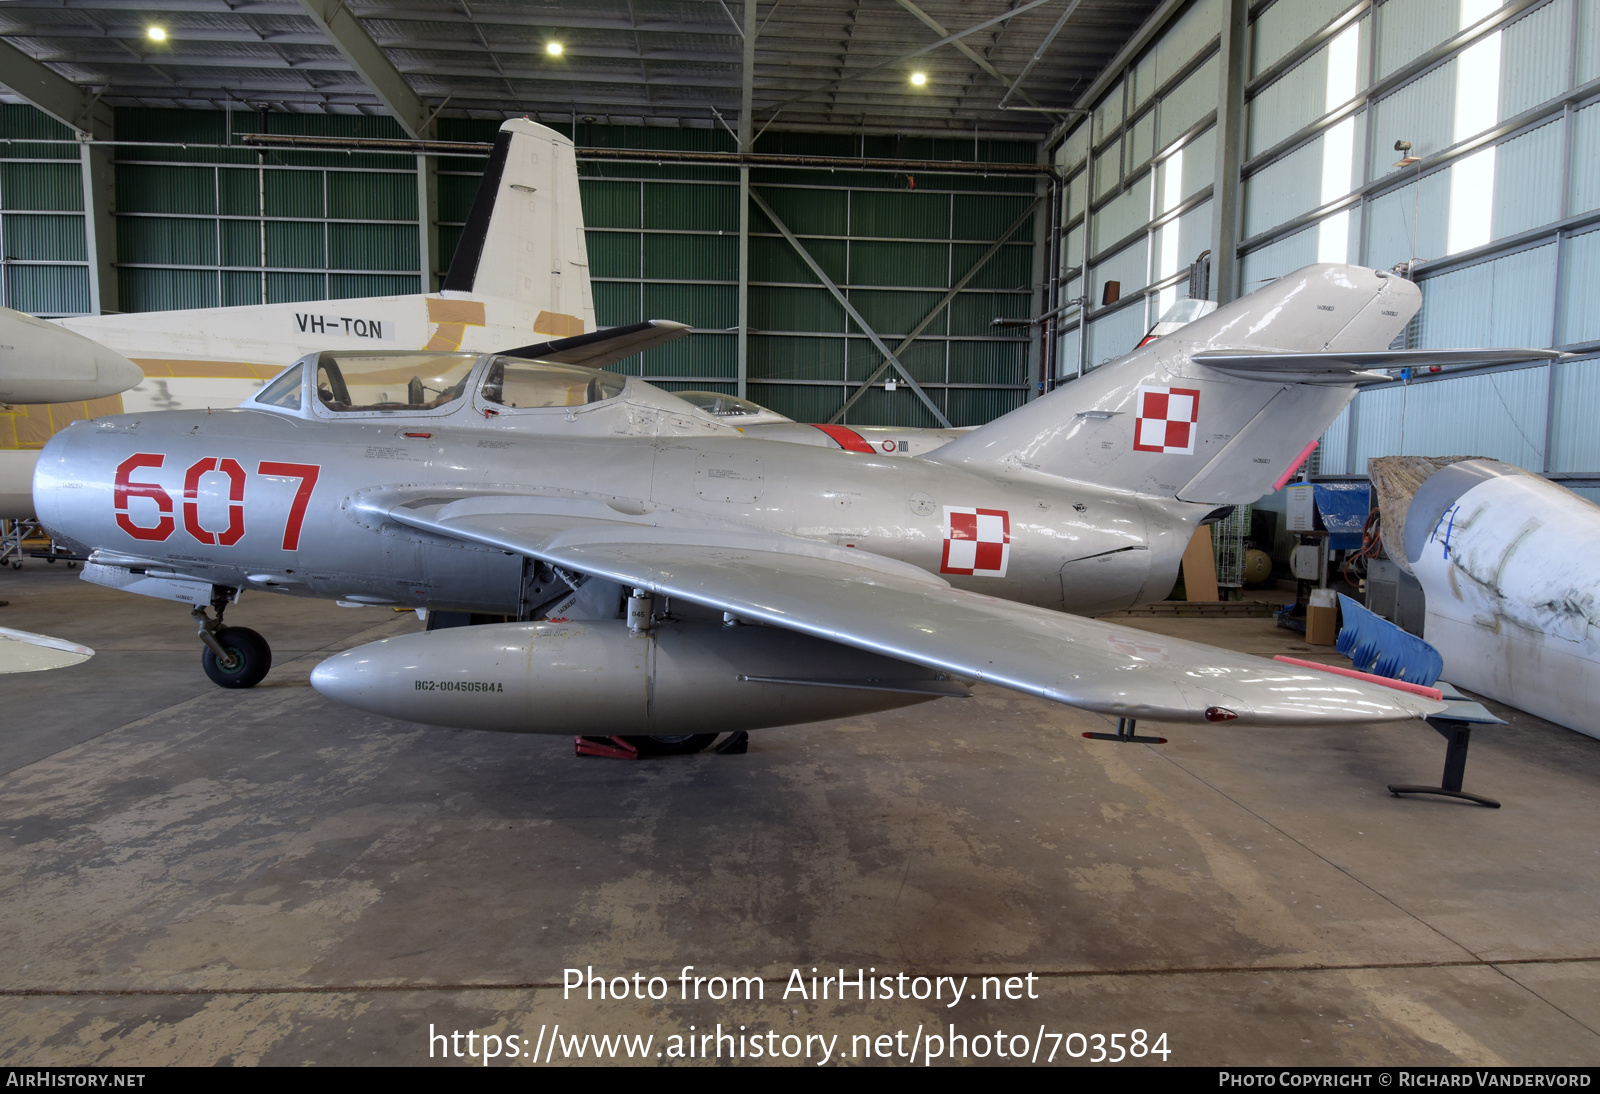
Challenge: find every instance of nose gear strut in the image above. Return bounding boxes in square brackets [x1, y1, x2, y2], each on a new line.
[193, 585, 272, 689]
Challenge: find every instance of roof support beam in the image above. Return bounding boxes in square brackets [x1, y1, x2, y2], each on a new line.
[0, 38, 112, 136]
[891, 0, 1052, 115]
[749, 189, 952, 429]
[737, 0, 756, 398]
[294, 0, 429, 137]
[998, 0, 1087, 108]
[829, 194, 1041, 424]
[1208, 0, 1247, 303]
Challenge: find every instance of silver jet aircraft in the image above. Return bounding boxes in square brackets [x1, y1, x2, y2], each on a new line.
[32, 263, 1558, 746]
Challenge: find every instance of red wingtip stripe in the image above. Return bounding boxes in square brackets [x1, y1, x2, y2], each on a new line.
[1272, 655, 1444, 701]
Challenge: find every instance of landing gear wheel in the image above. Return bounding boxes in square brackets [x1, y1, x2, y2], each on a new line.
[201, 626, 272, 689]
[624, 734, 718, 756]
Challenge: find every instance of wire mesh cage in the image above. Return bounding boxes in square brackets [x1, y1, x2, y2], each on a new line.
[1211, 504, 1252, 589]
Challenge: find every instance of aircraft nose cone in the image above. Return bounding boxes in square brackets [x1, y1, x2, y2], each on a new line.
[93, 349, 144, 399]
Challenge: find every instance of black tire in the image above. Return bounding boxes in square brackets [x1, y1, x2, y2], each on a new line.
[623, 734, 718, 756]
[202, 626, 272, 689]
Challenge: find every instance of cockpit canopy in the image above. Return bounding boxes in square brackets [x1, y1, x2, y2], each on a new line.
[315, 352, 478, 413]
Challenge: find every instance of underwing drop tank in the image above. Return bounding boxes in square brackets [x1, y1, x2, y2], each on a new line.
[309, 619, 969, 735]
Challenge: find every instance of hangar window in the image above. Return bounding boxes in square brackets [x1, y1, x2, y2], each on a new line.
[314, 352, 479, 414]
[479, 358, 625, 409]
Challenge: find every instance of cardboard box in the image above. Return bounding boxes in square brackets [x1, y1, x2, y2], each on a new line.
[1306, 603, 1339, 646]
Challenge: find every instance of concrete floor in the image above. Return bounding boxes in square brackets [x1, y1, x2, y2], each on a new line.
[1, 562, 1598, 1067]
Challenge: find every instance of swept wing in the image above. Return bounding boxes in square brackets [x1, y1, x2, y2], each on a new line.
[353, 489, 1443, 727]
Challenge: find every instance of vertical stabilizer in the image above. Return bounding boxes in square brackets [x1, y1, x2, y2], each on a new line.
[442, 118, 595, 336]
[932, 264, 1421, 504]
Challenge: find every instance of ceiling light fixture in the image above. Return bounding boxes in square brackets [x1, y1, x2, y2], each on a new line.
[547, 42, 563, 56]
[147, 26, 167, 42]
[910, 71, 927, 86]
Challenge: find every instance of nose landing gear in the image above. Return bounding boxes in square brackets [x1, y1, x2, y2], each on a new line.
[193, 586, 271, 689]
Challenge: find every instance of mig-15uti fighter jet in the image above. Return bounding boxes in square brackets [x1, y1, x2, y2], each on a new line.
[30, 261, 1564, 745]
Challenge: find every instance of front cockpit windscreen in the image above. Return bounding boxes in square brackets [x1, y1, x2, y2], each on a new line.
[479, 358, 626, 409]
[316, 352, 479, 413]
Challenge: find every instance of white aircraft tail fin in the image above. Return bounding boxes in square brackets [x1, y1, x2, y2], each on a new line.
[442, 119, 595, 337]
[935, 264, 1422, 505]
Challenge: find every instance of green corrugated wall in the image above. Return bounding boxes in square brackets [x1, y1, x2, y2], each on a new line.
[1, 105, 1039, 426]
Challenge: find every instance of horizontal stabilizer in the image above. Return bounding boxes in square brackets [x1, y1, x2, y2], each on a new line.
[1194, 347, 1566, 383]
[501, 319, 690, 367]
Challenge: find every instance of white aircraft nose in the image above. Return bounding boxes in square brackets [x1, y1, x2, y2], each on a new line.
[93, 348, 144, 399]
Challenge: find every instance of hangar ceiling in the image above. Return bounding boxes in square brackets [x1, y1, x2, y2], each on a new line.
[0, 0, 1160, 138]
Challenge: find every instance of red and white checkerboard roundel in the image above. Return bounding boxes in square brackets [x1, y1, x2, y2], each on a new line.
[1134, 385, 1201, 455]
[941, 506, 1010, 577]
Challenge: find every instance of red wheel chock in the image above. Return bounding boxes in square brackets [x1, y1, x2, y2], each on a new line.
[574, 736, 639, 760]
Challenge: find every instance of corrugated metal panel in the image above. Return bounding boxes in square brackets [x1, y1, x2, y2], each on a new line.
[1376, 0, 1457, 79]
[639, 332, 735, 378]
[330, 273, 420, 299]
[221, 270, 260, 307]
[1318, 403, 1352, 475]
[950, 388, 1026, 427]
[1093, 141, 1123, 201]
[643, 182, 734, 231]
[1351, 385, 1403, 465]
[952, 194, 1035, 240]
[849, 191, 949, 239]
[265, 221, 325, 269]
[949, 340, 1026, 385]
[952, 242, 1031, 290]
[851, 337, 943, 384]
[1248, 46, 1329, 158]
[746, 382, 843, 423]
[1369, 62, 1455, 171]
[950, 291, 1030, 335]
[442, 173, 489, 224]
[118, 268, 217, 312]
[1394, 368, 1549, 467]
[1093, 237, 1152, 299]
[1582, 0, 1600, 83]
[1492, 120, 1562, 240]
[1085, 306, 1148, 367]
[1243, 138, 1322, 238]
[1570, 103, 1600, 216]
[218, 169, 259, 217]
[1158, 57, 1219, 151]
[1056, 327, 1083, 378]
[748, 334, 843, 380]
[1155, 0, 1221, 85]
[587, 231, 641, 279]
[1172, 126, 1216, 201]
[751, 286, 846, 333]
[1362, 168, 1450, 271]
[1499, 0, 1570, 118]
[1059, 124, 1091, 173]
[1066, 172, 1088, 222]
[437, 226, 463, 272]
[1093, 174, 1152, 252]
[843, 384, 944, 428]
[0, 103, 76, 150]
[329, 223, 418, 272]
[1251, 0, 1362, 77]
[327, 171, 416, 221]
[1239, 224, 1317, 288]
[750, 234, 845, 283]
[850, 241, 948, 287]
[6, 264, 89, 314]
[1153, 199, 1214, 278]
[1064, 223, 1085, 268]
[1126, 109, 1156, 174]
[641, 283, 735, 329]
[1415, 242, 1558, 348]
[1549, 357, 1600, 470]
[1132, 50, 1158, 111]
[849, 289, 944, 336]
[262, 170, 323, 218]
[752, 187, 846, 236]
[642, 232, 736, 282]
[1093, 81, 1125, 145]
[593, 281, 642, 325]
[265, 272, 325, 305]
[1558, 227, 1600, 345]
[4, 162, 85, 212]
[2, 214, 85, 261]
[117, 216, 217, 266]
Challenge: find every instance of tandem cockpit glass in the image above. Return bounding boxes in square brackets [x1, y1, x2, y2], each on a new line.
[478, 358, 625, 410]
[310, 351, 480, 415]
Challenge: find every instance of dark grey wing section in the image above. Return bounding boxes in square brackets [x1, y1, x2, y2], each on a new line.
[1195, 347, 1566, 384]
[501, 319, 691, 367]
[361, 490, 1444, 727]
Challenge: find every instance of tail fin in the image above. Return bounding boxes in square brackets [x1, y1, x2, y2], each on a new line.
[443, 119, 595, 337]
[935, 264, 1421, 505]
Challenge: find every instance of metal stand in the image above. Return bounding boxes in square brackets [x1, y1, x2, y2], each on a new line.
[1388, 716, 1500, 808]
[1082, 717, 1168, 745]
